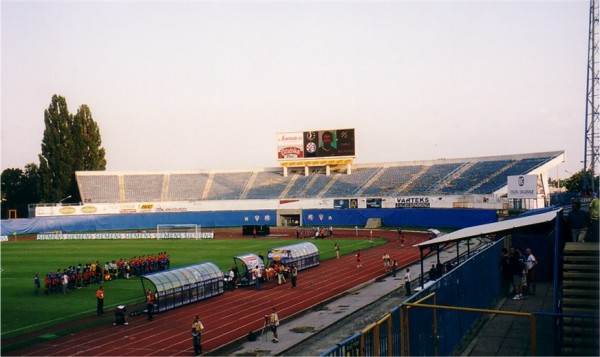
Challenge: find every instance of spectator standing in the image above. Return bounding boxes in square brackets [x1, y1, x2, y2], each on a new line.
[96, 285, 104, 315]
[510, 248, 525, 300]
[253, 265, 262, 290]
[436, 261, 444, 279]
[429, 264, 437, 281]
[269, 308, 280, 343]
[499, 248, 512, 297]
[146, 289, 155, 320]
[567, 200, 590, 242]
[34, 274, 41, 295]
[404, 269, 412, 296]
[590, 192, 599, 242]
[192, 315, 204, 356]
[232, 264, 239, 289]
[290, 265, 298, 288]
[525, 248, 538, 295]
[392, 260, 398, 278]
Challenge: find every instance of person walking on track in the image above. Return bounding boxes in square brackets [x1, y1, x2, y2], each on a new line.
[192, 315, 204, 356]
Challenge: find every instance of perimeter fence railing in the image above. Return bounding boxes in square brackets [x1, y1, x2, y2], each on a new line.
[321, 238, 506, 357]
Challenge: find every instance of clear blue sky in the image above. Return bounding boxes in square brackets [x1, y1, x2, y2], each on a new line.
[1, 0, 590, 179]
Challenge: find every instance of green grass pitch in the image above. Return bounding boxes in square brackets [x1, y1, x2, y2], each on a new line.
[0, 236, 382, 341]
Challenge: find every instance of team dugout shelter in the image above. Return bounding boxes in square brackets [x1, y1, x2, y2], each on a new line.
[141, 262, 224, 313]
[267, 242, 320, 270]
[233, 253, 265, 287]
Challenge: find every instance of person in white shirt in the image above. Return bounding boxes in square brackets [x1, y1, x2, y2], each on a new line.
[525, 248, 538, 295]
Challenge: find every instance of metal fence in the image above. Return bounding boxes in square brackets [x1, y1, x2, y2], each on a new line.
[321, 239, 506, 356]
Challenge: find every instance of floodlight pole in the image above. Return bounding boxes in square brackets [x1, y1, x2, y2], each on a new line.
[584, 0, 599, 194]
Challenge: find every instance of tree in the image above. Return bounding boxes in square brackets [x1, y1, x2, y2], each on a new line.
[70, 104, 107, 198]
[1, 164, 40, 218]
[72, 105, 106, 171]
[563, 170, 599, 194]
[38, 95, 106, 203]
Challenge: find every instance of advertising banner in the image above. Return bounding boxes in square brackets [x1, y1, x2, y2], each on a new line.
[268, 249, 291, 261]
[276, 132, 304, 159]
[366, 198, 382, 208]
[395, 197, 431, 208]
[334, 199, 349, 209]
[507, 175, 538, 199]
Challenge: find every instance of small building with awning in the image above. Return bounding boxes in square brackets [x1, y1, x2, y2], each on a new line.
[141, 262, 224, 313]
[267, 241, 320, 270]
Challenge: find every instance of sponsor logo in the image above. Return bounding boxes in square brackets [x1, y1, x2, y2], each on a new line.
[395, 197, 430, 208]
[279, 147, 304, 158]
[155, 207, 188, 212]
[140, 204, 153, 209]
[119, 209, 137, 213]
[278, 133, 303, 142]
[59, 207, 76, 215]
[81, 206, 97, 214]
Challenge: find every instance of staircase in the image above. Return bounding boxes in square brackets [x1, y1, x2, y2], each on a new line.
[561, 242, 599, 355]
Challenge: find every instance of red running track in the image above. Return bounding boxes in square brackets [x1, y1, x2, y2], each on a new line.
[7, 230, 427, 356]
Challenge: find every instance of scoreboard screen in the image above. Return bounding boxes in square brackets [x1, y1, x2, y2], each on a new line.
[277, 128, 355, 160]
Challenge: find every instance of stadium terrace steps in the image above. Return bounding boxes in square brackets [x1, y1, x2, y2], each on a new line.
[561, 242, 600, 356]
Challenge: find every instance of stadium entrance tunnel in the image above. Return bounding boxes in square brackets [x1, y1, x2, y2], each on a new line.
[141, 262, 224, 313]
[232, 254, 265, 287]
[267, 242, 319, 271]
[242, 225, 270, 236]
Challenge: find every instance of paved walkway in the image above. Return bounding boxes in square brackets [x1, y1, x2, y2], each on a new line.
[214, 244, 556, 356]
[460, 281, 555, 356]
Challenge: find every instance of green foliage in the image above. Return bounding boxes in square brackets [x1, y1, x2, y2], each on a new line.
[563, 169, 599, 194]
[38, 95, 106, 204]
[1, 164, 40, 219]
[0, 237, 382, 342]
[72, 104, 107, 172]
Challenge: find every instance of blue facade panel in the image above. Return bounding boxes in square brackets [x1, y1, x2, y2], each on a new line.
[1, 210, 277, 235]
[1, 208, 497, 235]
[302, 208, 497, 229]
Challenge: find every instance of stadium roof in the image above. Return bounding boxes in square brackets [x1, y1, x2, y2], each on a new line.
[415, 208, 562, 249]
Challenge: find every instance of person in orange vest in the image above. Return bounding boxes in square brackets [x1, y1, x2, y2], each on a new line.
[146, 289, 156, 320]
[96, 285, 104, 315]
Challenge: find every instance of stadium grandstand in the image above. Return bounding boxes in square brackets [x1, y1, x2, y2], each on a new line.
[1, 150, 564, 236]
[76, 151, 562, 203]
